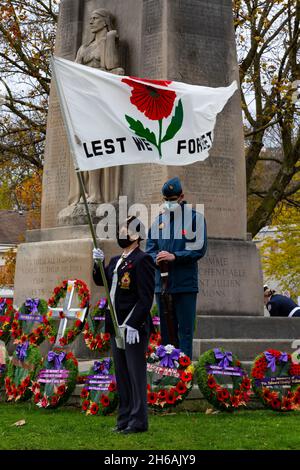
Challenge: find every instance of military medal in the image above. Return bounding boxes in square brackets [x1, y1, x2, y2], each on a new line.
[120, 272, 131, 289]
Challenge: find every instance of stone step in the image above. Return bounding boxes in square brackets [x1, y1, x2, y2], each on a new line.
[193, 338, 295, 361]
[196, 316, 300, 339]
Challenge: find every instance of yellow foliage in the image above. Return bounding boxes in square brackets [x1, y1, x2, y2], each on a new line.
[258, 196, 300, 298]
[0, 248, 16, 287]
[15, 170, 42, 229]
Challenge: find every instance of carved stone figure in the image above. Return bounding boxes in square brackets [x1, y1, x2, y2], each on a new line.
[68, 8, 124, 205]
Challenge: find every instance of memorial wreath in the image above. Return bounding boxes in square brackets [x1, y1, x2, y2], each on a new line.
[83, 298, 111, 352]
[31, 348, 78, 409]
[0, 298, 15, 344]
[196, 348, 252, 411]
[146, 344, 194, 410]
[45, 280, 90, 346]
[251, 349, 300, 411]
[12, 298, 48, 346]
[5, 343, 42, 402]
[80, 358, 118, 416]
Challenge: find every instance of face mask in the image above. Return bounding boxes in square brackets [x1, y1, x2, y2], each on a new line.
[117, 235, 134, 249]
[164, 200, 180, 211]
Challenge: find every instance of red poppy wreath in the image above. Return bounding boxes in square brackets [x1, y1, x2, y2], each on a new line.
[251, 349, 300, 411]
[12, 298, 48, 346]
[45, 280, 90, 347]
[80, 358, 118, 416]
[32, 348, 78, 409]
[5, 343, 42, 402]
[147, 344, 194, 410]
[196, 348, 252, 411]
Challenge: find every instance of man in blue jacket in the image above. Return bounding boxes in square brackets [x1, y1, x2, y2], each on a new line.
[146, 176, 207, 359]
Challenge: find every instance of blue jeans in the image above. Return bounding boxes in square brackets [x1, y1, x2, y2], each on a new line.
[156, 293, 197, 359]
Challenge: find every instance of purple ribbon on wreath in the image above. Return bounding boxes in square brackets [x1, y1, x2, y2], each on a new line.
[214, 348, 233, 369]
[47, 351, 66, 369]
[264, 351, 288, 372]
[0, 364, 6, 374]
[156, 345, 180, 369]
[16, 341, 29, 362]
[0, 299, 6, 312]
[93, 358, 110, 374]
[98, 298, 107, 309]
[25, 298, 40, 314]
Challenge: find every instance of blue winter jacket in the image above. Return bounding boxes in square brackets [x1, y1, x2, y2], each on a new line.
[146, 202, 207, 293]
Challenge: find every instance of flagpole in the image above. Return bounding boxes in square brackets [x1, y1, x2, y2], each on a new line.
[50, 56, 122, 343]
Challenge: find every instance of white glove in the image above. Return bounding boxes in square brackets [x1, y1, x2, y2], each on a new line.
[93, 248, 105, 261]
[126, 325, 140, 345]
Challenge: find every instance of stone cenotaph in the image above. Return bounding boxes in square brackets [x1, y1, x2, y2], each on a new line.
[14, 0, 266, 358]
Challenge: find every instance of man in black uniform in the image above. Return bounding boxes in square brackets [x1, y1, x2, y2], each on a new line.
[264, 286, 300, 317]
[93, 216, 155, 434]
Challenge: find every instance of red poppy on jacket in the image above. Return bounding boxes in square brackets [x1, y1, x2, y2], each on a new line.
[122, 77, 176, 121]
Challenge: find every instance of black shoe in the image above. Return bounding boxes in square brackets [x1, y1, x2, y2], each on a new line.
[121, 426, 148, 434]
[112, 425, 127, 433]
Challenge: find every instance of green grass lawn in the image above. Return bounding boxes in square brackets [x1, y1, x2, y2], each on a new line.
[1, 403, 300, 450]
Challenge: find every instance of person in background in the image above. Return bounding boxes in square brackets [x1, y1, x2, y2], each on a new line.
[264, 286, 300, 317]
[146, 176, 207, 359]
[93, 216, 155, 434]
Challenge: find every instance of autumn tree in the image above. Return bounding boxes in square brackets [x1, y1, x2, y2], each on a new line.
[258, 191, 300, 298]
[0, 0, 58, 217]
[234, 0, 300, 236]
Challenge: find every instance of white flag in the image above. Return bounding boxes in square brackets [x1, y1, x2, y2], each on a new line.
[52, 56, 238, 171]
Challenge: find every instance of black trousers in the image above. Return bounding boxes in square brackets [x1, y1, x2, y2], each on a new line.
[111, 330, 149, 430]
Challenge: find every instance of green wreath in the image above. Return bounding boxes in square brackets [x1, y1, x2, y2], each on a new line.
[83, 298, 111, 352]
[31, 348, 78, 409]
[5, 343, 42, 402]
[12, 298, 48, 346]
[45, 279, 90, 346]
[80, 358, 118, 416]
[196, 348, 252, 411]
[0, 298, 15, 344]
[251, 349, 300, 411]
[147, 344, 194, 410]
